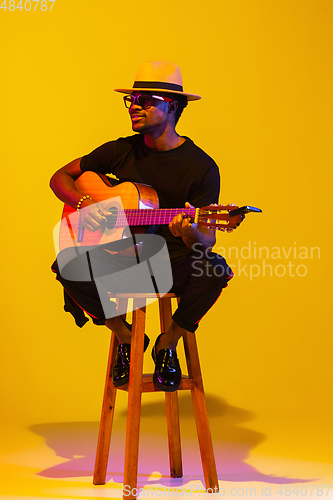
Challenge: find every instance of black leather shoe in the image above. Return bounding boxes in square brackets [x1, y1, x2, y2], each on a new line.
[112, 323, 150, 388]
[152, 333, 182, 392]
[112, 343, 131, 387]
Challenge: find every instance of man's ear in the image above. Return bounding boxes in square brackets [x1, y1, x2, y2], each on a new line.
[168, 100, 178, 114]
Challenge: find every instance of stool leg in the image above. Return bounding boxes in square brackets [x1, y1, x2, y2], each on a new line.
[93, 330, 118, 485]
[183, 332, 219, 493]
[165, 392, 183, 478]
[93, 297, 127, 485]
[123, 298, 146, 500]
[159, 297, 183, 478]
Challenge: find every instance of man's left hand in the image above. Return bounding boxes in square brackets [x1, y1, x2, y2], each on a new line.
[168, 202, 198, 238]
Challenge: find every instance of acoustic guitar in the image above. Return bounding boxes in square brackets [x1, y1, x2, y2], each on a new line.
[59, 171, 261, 251]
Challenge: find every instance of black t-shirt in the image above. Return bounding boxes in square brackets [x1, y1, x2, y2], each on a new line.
[80, 134, 220, 262]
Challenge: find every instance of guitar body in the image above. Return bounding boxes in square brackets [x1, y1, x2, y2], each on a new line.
[59, 171, 159, 251]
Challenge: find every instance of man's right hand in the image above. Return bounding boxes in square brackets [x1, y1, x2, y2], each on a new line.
[80, 198, 111, 232]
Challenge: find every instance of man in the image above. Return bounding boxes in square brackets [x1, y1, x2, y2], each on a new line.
[50, 61, 233, 392]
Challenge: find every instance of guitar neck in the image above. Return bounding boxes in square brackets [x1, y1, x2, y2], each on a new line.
[118, 208, 196, 226]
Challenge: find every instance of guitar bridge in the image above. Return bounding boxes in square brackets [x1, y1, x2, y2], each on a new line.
[194, 207, 199, 224]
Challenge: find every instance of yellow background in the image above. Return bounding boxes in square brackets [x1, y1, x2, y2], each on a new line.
[1, 0, 332, 498]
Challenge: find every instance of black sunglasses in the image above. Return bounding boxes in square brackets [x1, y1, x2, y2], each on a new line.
[123, 94, 174, 110]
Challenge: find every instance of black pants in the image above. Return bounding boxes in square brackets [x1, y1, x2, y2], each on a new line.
[51, 243, 233, 333]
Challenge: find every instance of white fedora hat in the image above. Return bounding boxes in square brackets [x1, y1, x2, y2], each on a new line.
[114, 61, 201, 101]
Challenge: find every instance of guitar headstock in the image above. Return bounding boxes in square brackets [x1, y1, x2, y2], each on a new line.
[197, 204, 262, 231]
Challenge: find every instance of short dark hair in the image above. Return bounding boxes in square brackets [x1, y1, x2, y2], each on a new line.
[174, 94, 188, 124]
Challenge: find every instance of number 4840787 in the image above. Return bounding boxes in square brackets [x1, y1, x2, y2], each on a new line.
[1, 0, 56, 11]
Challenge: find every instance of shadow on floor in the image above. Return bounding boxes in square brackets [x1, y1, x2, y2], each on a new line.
[30, 394, 312, 488]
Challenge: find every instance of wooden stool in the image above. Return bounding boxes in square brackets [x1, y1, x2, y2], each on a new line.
[93, 293, 219, 499]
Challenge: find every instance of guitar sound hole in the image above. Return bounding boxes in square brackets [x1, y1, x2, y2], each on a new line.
[105, 207, 118, 230]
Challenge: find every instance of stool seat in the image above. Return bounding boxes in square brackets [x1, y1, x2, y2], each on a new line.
[93, 293, 219, 499]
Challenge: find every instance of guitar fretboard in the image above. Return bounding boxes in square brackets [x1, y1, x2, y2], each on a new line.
[114, 208, 196, 227]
